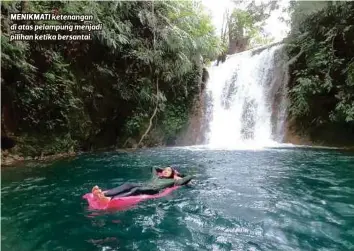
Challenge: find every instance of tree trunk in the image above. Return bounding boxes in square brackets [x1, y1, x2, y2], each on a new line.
[137, 79, 159, 148]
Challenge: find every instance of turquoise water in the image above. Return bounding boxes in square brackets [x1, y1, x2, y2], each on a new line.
[1, 147, 354, 251]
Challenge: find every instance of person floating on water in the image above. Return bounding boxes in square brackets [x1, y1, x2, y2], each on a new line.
[91, 166, 193, 204]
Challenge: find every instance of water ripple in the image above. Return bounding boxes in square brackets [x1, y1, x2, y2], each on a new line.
[1, 147, 354, 251]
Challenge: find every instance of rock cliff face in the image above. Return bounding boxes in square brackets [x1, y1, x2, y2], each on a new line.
[175, 68, 210, 146]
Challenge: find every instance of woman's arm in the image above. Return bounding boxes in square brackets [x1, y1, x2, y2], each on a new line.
[151, 167, 164, 178]
[173, 168, 185, 177]
[174, 175, 194, 186]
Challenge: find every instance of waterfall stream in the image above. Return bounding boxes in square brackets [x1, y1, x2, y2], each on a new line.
[203, 44, 289, 148]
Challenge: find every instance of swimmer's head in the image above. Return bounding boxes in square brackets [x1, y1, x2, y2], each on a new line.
[162, 167, 174, 178]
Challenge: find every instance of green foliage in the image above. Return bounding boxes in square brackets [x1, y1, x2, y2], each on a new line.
[287, 1, 330, 36]
[287, 1, 354, 139]
[161, 103, 188, 141]
[222, 0, 278, 53]
[229, 9, 259, 40]
[333, 61, 354, 122]
[1, 1, 221, 155]
[124, 112, 148, 136]
[17, 133, 77, 157]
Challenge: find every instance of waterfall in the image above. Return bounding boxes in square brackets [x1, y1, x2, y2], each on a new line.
[203, 44, 289, 148]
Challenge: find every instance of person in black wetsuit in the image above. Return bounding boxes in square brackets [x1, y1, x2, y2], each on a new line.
[92, 167, 193, 203]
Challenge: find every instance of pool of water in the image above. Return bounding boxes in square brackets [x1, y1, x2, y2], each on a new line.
[1, 147, 354, 251]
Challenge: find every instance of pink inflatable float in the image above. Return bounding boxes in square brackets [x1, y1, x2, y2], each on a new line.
[83, 168, 188, 210]
[82, 186, 180, 210]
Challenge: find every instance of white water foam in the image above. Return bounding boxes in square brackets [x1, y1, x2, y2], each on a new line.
[203, 44, 289, 150]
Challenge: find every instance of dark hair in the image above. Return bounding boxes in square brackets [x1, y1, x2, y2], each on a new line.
[169, 169, 175, 178]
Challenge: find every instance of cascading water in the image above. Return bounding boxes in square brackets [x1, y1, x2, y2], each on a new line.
[203, 44, 289, 148]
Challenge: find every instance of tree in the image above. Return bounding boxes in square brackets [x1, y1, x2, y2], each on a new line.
[1, 0, 222, 155]
[286, 1, 354, 145]
[219, 0, 279, 54]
